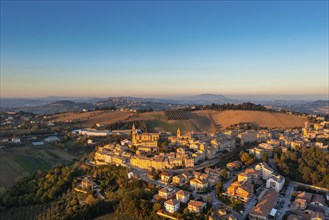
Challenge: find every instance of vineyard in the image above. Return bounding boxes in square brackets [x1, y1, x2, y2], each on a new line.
[165, 110, 189, 120]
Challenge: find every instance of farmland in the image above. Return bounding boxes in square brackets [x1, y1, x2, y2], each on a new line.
[50, 110, 133, 127]
[165, 110, 189, 120]
[48, 109, 307, 133]
[207, 110, 307, 129]
[0, 144, 77, 189]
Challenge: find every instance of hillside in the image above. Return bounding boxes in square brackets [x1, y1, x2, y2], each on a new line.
[0, 144, 76, 188]
[206, 110, 307, 129]
[7, 100, 94, 115]
[49, 110, 307, 132]
[50, 110, 133, 127]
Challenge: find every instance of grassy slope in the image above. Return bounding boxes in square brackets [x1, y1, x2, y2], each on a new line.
[0, 144, 76, 189]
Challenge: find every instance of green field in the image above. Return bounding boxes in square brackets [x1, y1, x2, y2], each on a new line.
[0, 144, 77, 189]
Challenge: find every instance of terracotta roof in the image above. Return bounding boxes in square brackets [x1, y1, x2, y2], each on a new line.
[250, 190, 279, 217]
[176, 190, 190, 197]
[310, 211, 325, 220]
[188, 200, 205, 208]
[190, 178, 208, 185]
[159, 187, 175, 193]
[297, 191, 312, 203]
[311, 194, 325, 205]
[287, 214, 302, 220]
[165, 199, 179, 206]
[245, 168, 260, 175]
[269, 174, 285, 183]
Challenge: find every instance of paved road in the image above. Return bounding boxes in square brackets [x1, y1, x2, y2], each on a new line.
[129, 165, 166, 187]
[268, 159, 278, 173]
[242, 197, 257, 219]
[277, 183, 295, 220]
[167, 158, 221, 174]
[208, 191, 243, 220]
[224, 176, 236, 190]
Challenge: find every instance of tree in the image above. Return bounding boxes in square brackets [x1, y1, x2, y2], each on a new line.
[153, 203, 161, 212]
[221, 169, 228, 180]
[183, 208, 190, 216]
[289, 152, 297, 161]
[261, 153, 268, 162]
[232, 200, 244, 212]
[215, 181, 223, 196]
[240, 152, 251, 163]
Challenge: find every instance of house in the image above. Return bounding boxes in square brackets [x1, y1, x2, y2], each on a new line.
[244, 168, 261, 183]
[32, 141, 44, 146]
[187, 200, 206, 213]
[237, 173, 249, 182]
[192, 171, 202, 179]
[292, 198, 308, 210]
[249, 190, 279, 220]
[44, 136, 60, 143]
[310, 194, 325, 207]
[172, 174, 186, 186]
[296, 191, 312, 203]
[249, 147, 264, 159]
[190, 178, 208, 191]
[258, 143, 274, 157]
[266, 174, 285, 192]
[226, 161, 242, 171]
[238, 130, 257, 145]
[200, 173, 209, 181]
[184, 158, 195, 168]
[158, 187, 176, 200]
[310, 211, 325, 220]
[291, 191, 312, 211]
[164, 199, 180, 213]
[257, 130, 272, 142]
[11, 137, 21, 143]
[160, 172, 171, 183]
[287, 214, 302, 220]
[255, 163, 274, 180]
[226, 180, 254, 202]
[181, 172, 193, 180]
[288, 210, 325, 220]
[81, 177, 95, 190]
[208, 175, 220, 187]
[175, 190, 190, 203]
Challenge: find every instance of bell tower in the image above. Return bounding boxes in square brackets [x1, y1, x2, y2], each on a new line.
[132, 123, 137, 144]
[177, 128, 181, 138]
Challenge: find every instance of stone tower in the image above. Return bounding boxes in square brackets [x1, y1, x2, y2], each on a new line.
[304, 121, 308, 129]
[177, 128, 181, 138]
[132, 123, 137, 144]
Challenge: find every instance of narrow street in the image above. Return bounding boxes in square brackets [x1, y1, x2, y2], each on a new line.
[277, 183, 295, 220]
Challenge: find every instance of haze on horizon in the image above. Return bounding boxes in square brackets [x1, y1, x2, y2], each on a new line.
[1, 1, 328, 99]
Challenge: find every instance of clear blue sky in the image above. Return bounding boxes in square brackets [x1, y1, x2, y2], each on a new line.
[1, 1, 328, 99]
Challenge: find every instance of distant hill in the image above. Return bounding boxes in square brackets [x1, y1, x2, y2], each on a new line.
[4, 100, 94, 114]
[1, 95, 327, 115]
[273, 100, 329, 115]
[155, 93, 228, 105]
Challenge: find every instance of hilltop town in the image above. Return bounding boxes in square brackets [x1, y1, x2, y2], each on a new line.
[1, 109, 329, 220]
[85, 117, 329, 220]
